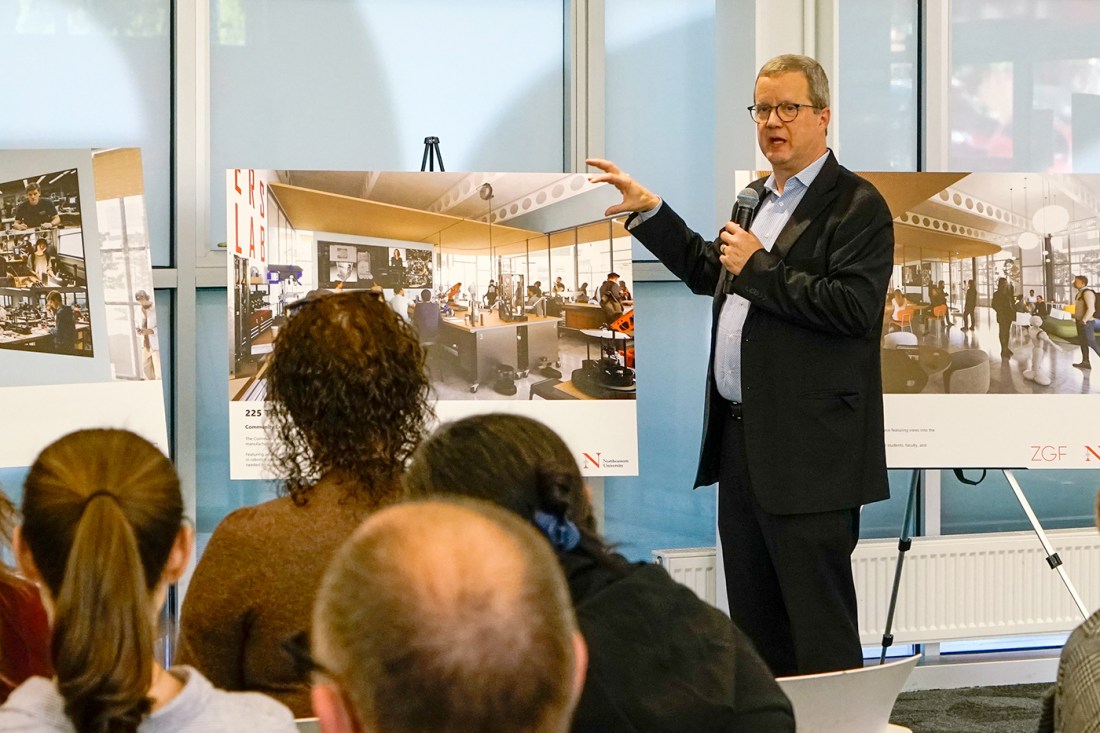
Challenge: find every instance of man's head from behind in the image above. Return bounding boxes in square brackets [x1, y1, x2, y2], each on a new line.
[311, 499, 586, 733]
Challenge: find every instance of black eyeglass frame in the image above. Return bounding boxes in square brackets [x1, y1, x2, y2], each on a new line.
[746, 102, 822, 124]
[283, 630, 340, 680]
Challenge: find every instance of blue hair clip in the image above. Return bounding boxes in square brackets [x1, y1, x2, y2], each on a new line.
[533, 509, 581, 552]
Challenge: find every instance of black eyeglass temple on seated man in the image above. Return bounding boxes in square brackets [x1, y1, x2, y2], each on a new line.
[282, 630, 338, 680]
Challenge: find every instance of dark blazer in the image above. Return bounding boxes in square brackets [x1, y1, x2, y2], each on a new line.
[630, 152, 893, 514]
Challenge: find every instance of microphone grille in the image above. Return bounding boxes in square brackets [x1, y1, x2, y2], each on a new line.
[736, 187, 760, 208]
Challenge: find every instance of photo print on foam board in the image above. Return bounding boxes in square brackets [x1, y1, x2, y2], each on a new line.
[226, 169, 640, 479]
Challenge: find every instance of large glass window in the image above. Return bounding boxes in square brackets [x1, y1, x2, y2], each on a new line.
[1, 2, 172, 265]
[209, 0, 565, 247]
[949, 1, 1100, 172]
[836, 0, 919, 171]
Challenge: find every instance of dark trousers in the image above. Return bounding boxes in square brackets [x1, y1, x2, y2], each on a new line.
[1078, 321, 1093, 364]
[962, 306, 975, 330]
[717, 406, 863, 677]
[998, 320, 1012, 354]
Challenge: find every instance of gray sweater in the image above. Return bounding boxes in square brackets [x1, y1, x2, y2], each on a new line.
[0, 666, 297, 732]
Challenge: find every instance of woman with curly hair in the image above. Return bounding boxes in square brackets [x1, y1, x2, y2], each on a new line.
[0, 486, 50, 704]
[0, 429, 296, 732]
[405, 414, 794, 733]
[176, 291, 431, 717]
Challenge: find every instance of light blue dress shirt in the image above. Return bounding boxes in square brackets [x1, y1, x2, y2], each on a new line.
[714, 151, 830, 402]
[631, 150, 831, 403]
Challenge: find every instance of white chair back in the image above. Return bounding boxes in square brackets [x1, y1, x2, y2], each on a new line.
[295, 718, 321, 732]
[776, 654, 919, 733]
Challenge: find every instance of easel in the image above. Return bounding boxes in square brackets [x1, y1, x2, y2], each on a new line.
[421, 136, 445, 172]
[878, 468, 1089, 664]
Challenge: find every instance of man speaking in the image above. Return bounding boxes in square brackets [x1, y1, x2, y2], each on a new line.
[588, 54, 893, 676]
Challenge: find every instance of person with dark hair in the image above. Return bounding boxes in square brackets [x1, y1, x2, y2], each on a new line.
[405, 414, 794, 733]
[992, 277, 1016, 358]
[25, 239, 53, 283]
[575, 282, 590, 303]
[0, 429, 296, 732]
[310, 498, 586, 733]
[411, 287, 441, 347]
[597, 272, 623, 323]
[12, 184, 59, 231]
[0, 486, 50, 705]
[176, 291, 432, 717]
[45, 291, 76, 354]
[1034, 293, 1051, 320]
[961, 279, 977, 331]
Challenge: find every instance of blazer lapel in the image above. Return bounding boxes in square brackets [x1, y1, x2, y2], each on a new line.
[771, 152, 841, 261]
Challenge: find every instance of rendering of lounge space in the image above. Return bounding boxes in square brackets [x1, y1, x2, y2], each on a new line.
[229, 170, 637, 402]
[871, 171, 1100, 395]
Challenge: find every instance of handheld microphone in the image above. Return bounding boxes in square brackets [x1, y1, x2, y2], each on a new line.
[719, 187, 760, 293]
[731, 187, 760, 230]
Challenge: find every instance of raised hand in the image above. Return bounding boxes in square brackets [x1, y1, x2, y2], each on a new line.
[586, 158, 661, 217]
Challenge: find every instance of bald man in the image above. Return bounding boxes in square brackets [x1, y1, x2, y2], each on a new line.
[310, 499, 587, 733]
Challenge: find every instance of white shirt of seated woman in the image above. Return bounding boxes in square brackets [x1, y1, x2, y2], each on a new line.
[1023, 315, 1053, 386]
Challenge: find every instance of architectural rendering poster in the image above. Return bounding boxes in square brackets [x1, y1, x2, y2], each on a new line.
[227, 169, 639, 479]
[0, 148, 168, 468]
[734, 168, 1100, 469]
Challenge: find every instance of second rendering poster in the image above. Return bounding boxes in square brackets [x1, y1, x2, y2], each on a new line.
[227, 169, 638, 479]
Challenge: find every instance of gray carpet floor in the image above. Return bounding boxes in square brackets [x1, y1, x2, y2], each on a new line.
[890, 683, 1048, 732]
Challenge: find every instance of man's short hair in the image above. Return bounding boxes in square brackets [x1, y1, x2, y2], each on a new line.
[758, 53, 830, 110]
[25, 182, 41, 194]
[1077, 275, 1089, 286]
[134, 290, 150, 301]
[607, 272, 619, 280]
[313, 499, 580, 733]
[46, 291, 62, 307]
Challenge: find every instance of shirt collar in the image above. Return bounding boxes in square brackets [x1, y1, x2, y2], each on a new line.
[763, 149, 831, 197]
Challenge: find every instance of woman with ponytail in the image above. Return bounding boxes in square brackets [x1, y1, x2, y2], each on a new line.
[0, 429, 296, 732]
[405, 414, 795, 733]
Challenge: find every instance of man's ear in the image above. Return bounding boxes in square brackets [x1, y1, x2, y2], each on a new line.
[570, 631, 588, 705]
[312, 684, 362, 733]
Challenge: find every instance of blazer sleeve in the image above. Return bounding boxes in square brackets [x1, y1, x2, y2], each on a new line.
[628, 204, 726, 297]
[733, 181, 894, 338]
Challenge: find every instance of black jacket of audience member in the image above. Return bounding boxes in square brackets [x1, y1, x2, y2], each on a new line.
[561, 548, 794, 733]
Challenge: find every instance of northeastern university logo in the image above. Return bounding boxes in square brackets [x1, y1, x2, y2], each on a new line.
[582, 452, 601, 469]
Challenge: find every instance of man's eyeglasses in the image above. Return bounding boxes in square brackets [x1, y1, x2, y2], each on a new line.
[747, 102, 821, 124]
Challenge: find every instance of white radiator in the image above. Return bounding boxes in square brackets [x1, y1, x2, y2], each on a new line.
[654, 528, 1100, 645]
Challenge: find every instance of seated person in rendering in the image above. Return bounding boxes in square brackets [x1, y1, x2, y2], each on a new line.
[12, 183, 59, 231]
[552, 276, 566, 294]
[412, 288, 442, 344]
[176, 291, 431, 717]
[575, 282, 590, 302]
[405, 414, 795, 733]
[0, 429, 296, 731]
[25, 239, 52, 283]
[1039, 488, 1100, 733]
[45, 291, 76, 354]
[388, 286, 412, 323]
[309, 498, 586, 733]
[1034, 294, 1051, 319]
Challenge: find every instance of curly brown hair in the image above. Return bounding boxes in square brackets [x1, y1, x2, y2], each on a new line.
[266, 290, 432, 506]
